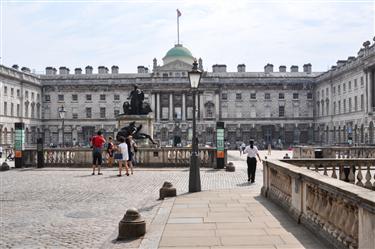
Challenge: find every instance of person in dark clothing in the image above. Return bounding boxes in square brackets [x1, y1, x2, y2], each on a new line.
[243, 140, 262, 183]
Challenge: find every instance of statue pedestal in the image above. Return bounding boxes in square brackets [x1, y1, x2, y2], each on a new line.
[116, 114, 154, 146]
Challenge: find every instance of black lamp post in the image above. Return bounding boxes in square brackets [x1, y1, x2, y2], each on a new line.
[58, 105, 66, 147]
[188, 60, 202, 193]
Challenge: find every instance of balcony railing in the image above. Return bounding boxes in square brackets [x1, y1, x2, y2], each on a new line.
[262, 159, 375, 249]
[22, 147, 225, 168]
[293, 145, 375, 158]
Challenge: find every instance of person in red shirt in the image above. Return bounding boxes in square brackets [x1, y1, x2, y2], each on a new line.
[91, 130, 106, 175]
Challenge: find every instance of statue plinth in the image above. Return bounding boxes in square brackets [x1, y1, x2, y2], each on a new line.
[116, 114, 154, 146]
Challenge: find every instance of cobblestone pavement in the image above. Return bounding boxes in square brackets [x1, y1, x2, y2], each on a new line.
[0, 150, 271, 249]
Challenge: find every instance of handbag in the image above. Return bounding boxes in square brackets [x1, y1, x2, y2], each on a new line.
[114, 153, 123, 160]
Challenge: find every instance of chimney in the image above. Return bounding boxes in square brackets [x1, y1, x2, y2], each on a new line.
[198, 58, 203, 71]
[290, 65, 299, 72]
[336, 60, 346, 67]
[111, 65, 119, 74]
[357, 48, 364, 57]
[264, 63, 273, 73]
[85, 66, 93, 74]
[98, 66, 108, 74]
[279, 65, 286, 72]
[21, 67, 31, 73]
[45, 67, 56, 75]
[347, 56, 355, 62]
[137, 66, 146, 73]
[12, 64, 19, 70]
[145, 67, 149, 73]
[303, 63, 312, 74]
[59, 67, 69, 75]
[153, 58, 157, 71]
[74, 68, 82, 75]
[331, 66, 337, 70]
[237, 64, 246, 72]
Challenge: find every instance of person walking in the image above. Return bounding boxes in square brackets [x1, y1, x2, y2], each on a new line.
[244, 140, 262, 183]
[117, 136, 129, 176]
[106, 136, 114, 167]
[126, 136, 137, 175]
[91, 130, 106, 175]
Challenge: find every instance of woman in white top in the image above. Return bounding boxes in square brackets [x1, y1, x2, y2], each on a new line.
[243, 140, 262, 183]
[117, 136, 129, 176]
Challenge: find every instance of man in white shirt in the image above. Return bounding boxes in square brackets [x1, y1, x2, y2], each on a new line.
[244, 140, 262, 183]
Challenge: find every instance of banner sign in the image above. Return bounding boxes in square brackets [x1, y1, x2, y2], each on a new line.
[14, 122, 25, 168]
[216, 122, 225, 169]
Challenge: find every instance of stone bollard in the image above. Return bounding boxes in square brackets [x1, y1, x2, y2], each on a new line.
[0, 162, 10, 171]
[159, 181, 177, 200]
[225, 162, 235, 172]
[118, 208, 146, 240]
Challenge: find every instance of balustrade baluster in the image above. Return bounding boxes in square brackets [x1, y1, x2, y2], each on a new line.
[364, 165, 372, 189]
[323, 164, 328, 176]
[348, 165, 355, 183]
[356, 165, 364, 187]
[315, 164, 319, 172]
[331, 164, 337, 178]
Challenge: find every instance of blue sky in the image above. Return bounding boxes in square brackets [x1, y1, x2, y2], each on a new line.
[0, 0, 374, 73]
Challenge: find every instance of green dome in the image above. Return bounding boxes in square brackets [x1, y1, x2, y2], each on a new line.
[165, 44, 194, 58]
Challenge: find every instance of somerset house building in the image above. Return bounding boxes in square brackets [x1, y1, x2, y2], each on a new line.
[0, 38, 375, 148]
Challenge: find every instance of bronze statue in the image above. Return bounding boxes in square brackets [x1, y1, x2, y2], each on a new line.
[122, 85, 152, 115]
[116, 121, 157, 145]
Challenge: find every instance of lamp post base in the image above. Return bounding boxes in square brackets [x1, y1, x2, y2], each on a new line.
[189, 153, 201, 193]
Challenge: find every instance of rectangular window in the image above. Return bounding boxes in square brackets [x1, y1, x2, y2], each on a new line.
[354, 79, 357, 88]
[3, 102, 7, 115]
[279, 106, 285, 117]
[162, 107, 169, 120]
[100, 107, 106, 118]
[45, 95, 50, 102]
[17, 104, 20, 117]
[343, 99, 346, 113]
[338, 100, 341, 114]
[338, 85, 341, 94]
[250, 93, 256, 99]
[37, 94, 40, 100]
[354, 96, 358, 111]
[326, 88, 329, 96]
[348, 81, 351, 91]
[72, 94, 78, 101]
[293, 93, 299, 99]
[4, 86, 7, 95]
[100, 94, 106, 101]
[86, 94, 92, 101]
[174, 107, 182, 119]
[221, 93, 227, 100]
[11, 103, 14, 116]
[279, 93, 285, 99]
[11, 88, 14, 96]
[58, 94, 64, 101]
[236, 93, 242, 100]
[307, 92, 313, 99]
[186, 106, 193, 119]
[17, 89, 20, 97]
[31, 92, 35, 99]
[333, 101, 336, 115]
[343, 83, 346, 92]
[114, 110, 120, 116]
[361, 94, 364, 110]
[349, 98, 352, 112]
[72, 113, 78, 119]
[25, 91, 29, 98]
[114, 94, 120, 101]
[86, 107, 92, 118]
[360, 76, 364, 87]
[265, 93, 271, 100]
[333, 87, 336, 95]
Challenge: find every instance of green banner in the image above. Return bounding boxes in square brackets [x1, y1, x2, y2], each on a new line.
[217, 128, 224, 151]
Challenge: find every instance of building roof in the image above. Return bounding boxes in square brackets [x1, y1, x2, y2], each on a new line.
[164, 44, 194, 59]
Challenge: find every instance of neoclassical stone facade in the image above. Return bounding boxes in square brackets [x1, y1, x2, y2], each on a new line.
[1, 39, 374, 148]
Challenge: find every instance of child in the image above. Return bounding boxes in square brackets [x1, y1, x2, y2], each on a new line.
[117, 136, 129, 176]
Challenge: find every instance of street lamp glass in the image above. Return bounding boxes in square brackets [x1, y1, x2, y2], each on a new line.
[188, 60, 202, 89]
[59, 106, 66, 119]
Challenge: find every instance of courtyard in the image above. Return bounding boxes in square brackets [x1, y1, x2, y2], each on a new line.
[0, 150, 331, 249]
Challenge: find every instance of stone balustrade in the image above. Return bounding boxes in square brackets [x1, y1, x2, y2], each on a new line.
[22, 147, 224, 168]
[283, 159, 375, 190]
[262, 159, 375, 249]
[293, 146, 375, 159]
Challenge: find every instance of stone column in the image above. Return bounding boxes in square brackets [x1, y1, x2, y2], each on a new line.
[150, 93, 155, 116]
[215, 92, 220, 121]
[156, 93, 160, 121]
[199, 92, 204, 120]
[366, 69, 371, 113]
[182, 93, 186, 121]
[169, 93, 173, 120]
[72, 127, 78, 145]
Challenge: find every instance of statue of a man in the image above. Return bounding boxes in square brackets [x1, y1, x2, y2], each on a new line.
[128, 85, 144, 115]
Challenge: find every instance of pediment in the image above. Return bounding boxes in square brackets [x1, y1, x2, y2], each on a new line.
[157, 60, 193, 72]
